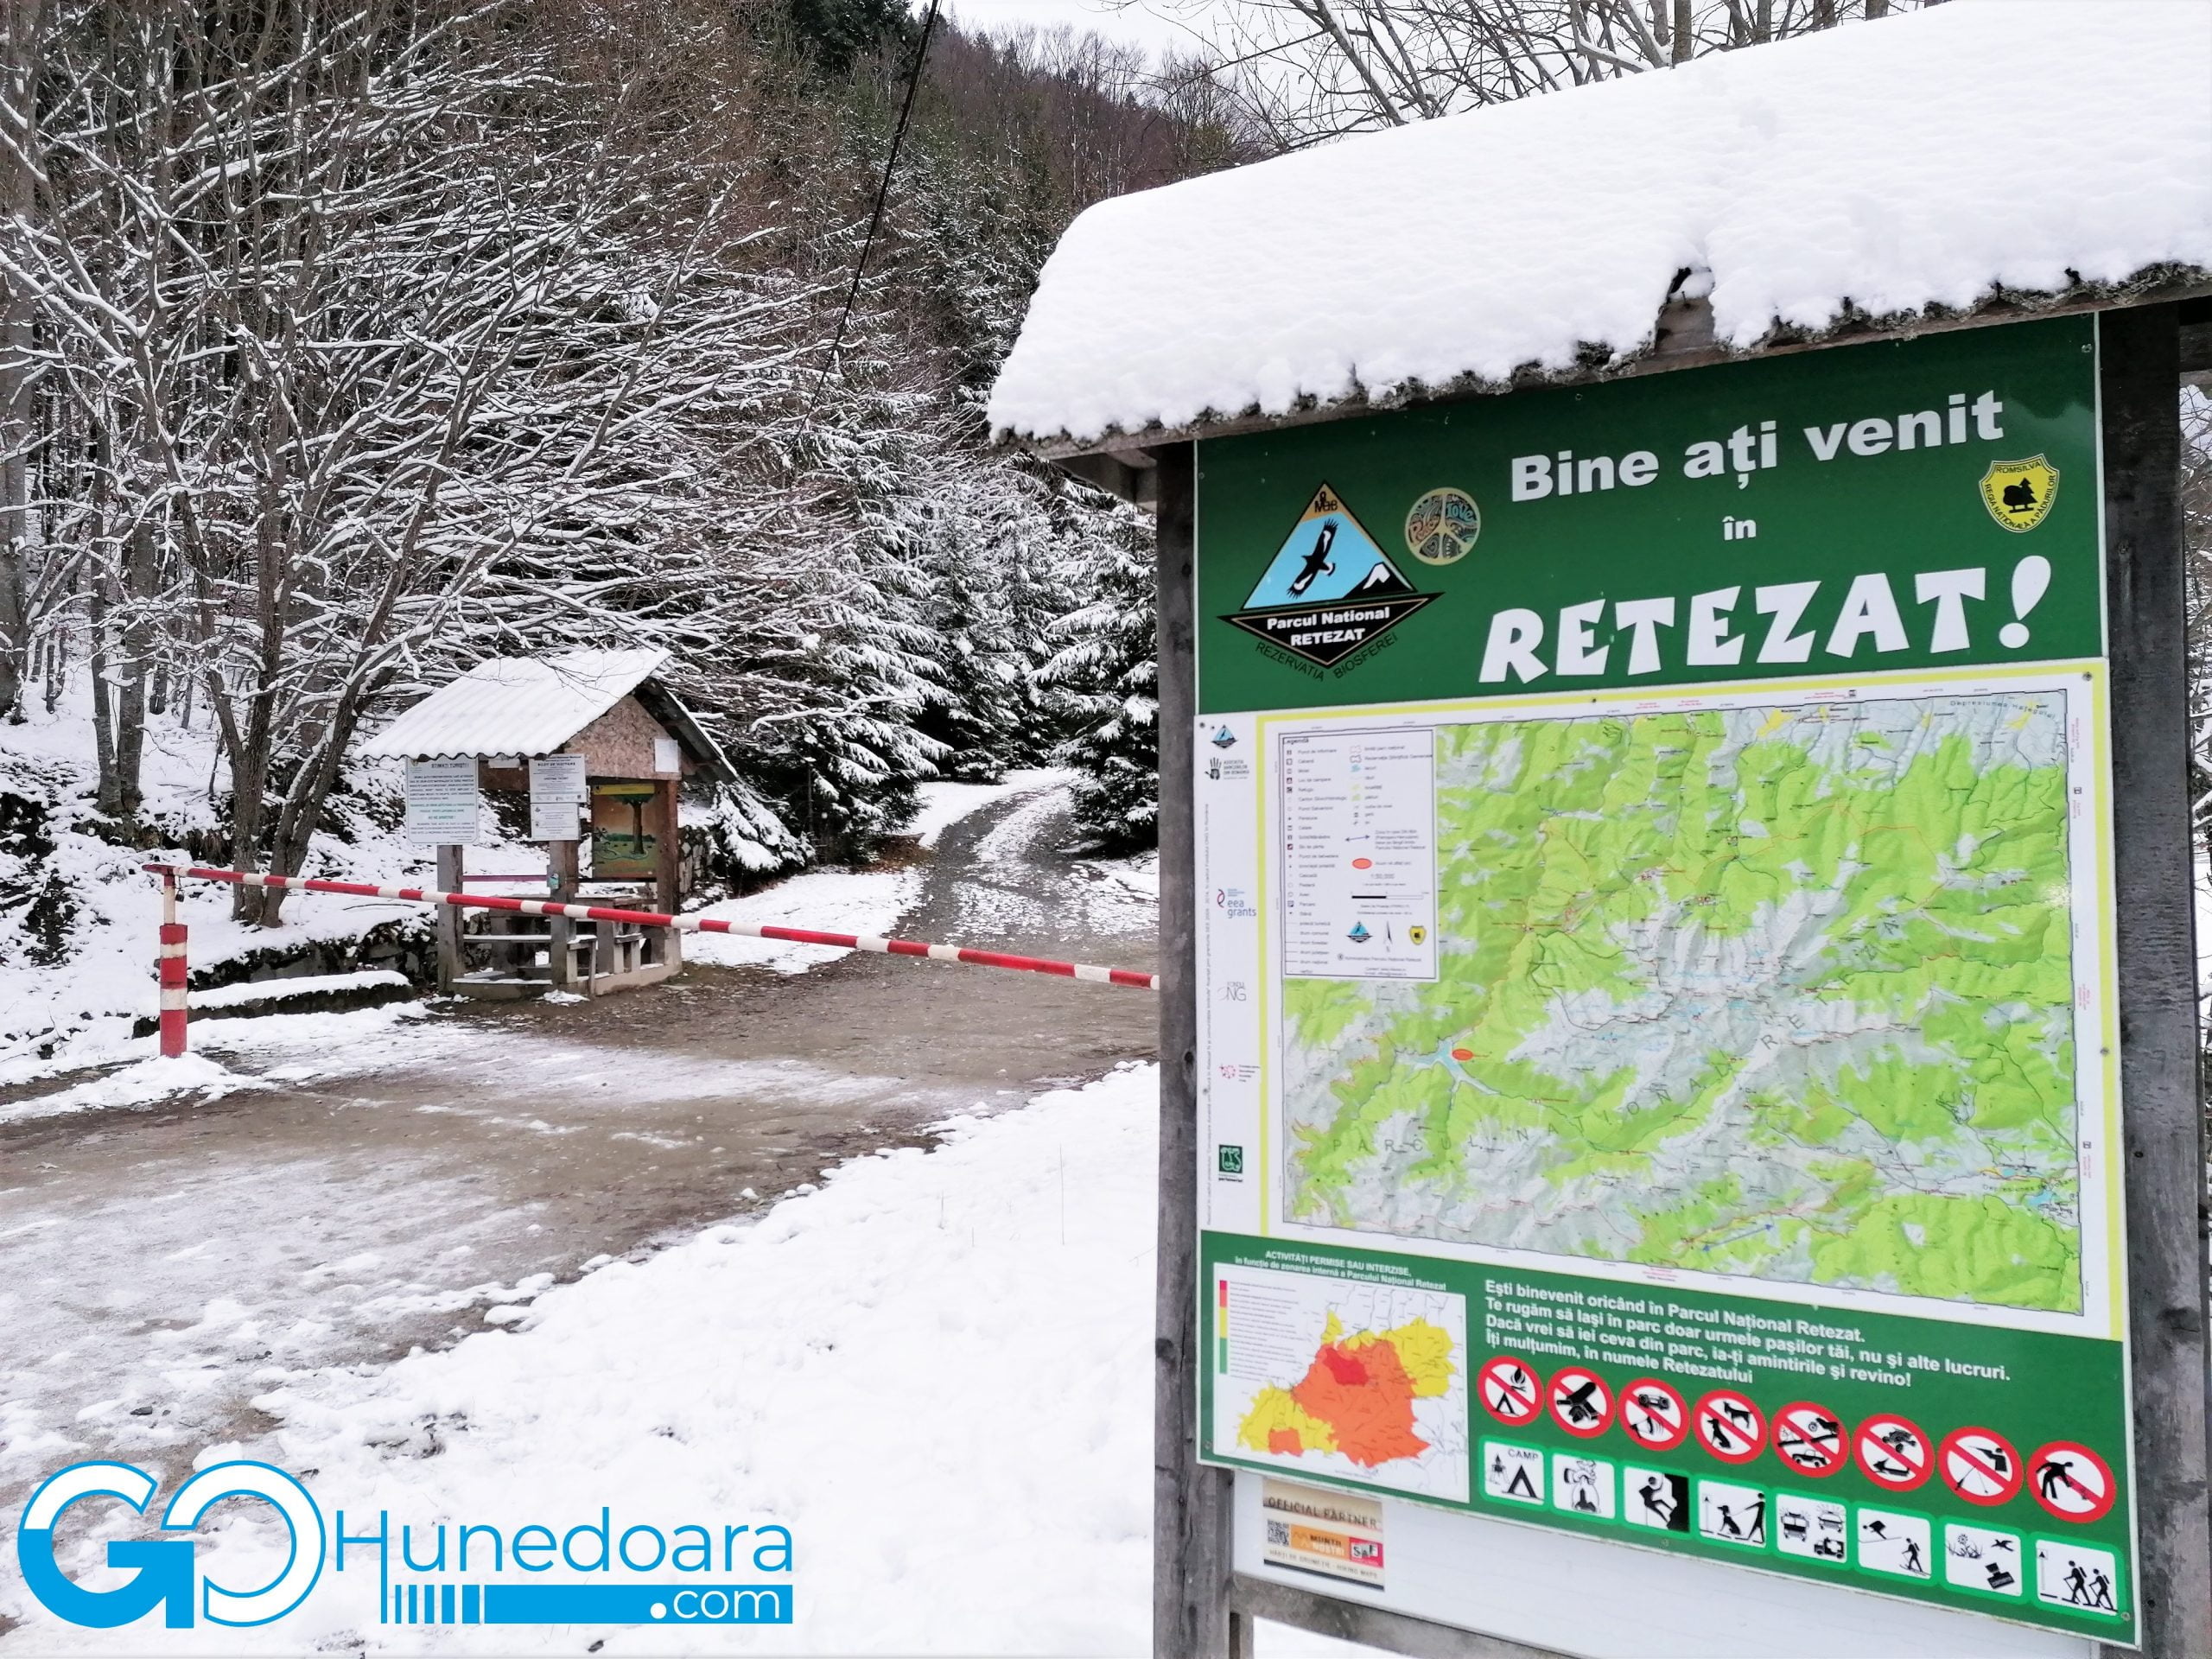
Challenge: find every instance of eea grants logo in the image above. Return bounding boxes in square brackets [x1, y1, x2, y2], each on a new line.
[1980, 455, 2058, 532]
[1221, 484, 1438, 670]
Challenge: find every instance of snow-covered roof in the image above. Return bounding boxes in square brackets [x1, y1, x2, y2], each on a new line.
[990, 0, 2212, 453]
[359, 649, 677, 760]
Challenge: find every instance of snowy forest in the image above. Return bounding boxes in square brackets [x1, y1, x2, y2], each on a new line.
[1, 0, 2202, 979]
[0, 0, 1246, 938]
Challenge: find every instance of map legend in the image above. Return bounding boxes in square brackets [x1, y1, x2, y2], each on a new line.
[1279, 727, 1436, 980]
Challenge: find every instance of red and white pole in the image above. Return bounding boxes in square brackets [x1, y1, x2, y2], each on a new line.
[142, 864, 1159, 991]
[156, 870, 189, 1058]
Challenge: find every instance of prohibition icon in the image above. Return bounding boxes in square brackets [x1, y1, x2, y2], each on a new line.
[1548, 1366, 1614, 1439]
[1772, 1402, 1848, 1477]
[1621, 1377, 1689, 1452]
[2029, 1441, 2116, 1523]
[1855, 1414, 1933, 1491]
[1940, 1427, 2024, 1507]
[1478, 1356, 1543, 1427]
[1694, 1389, 1764, 1465]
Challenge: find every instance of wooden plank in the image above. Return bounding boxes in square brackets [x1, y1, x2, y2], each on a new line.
[2097, 301, 2212, 1659]
[1154, 442, 1242, 1659]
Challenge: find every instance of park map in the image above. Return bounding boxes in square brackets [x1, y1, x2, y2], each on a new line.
[1282, 690, 2082, 1314]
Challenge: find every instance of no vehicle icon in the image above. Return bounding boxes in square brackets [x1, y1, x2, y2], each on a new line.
[1940, 1427, 2024, 1507]
[1855, 1414, 1932, 1492]
[1478, 1356, 1543, 1427]
[1548, 1366, 1613, 1439]
[1622, 1377, 1688, 1452]
[1694, 1389, 1764, 1465]
[2029, 1440, 2116, 1523]
[1772, 1401, 1848, 1478]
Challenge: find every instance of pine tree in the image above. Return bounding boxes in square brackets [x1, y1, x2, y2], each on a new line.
[1037, 494, 1156, 853]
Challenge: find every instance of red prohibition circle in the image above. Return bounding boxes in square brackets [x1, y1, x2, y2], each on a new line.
[1854, 1414, 1933, 1492]
[2028, 1440, 2116, 1523]
[1694, 1389, 1764, 1465]
[1939, 1426, 2024, 1507]
[1620, 1377, 1689, 1452]
[1476, 1355, 1544, 1427]
[1548, 1365, 1614, 1439]
[1771, 1401, 1850, 1478]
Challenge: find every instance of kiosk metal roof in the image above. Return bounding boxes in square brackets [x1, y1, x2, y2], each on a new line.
[359, 648, 731, 778]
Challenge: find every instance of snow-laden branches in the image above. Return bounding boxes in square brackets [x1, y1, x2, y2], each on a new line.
[1172, 0, 1942, 150]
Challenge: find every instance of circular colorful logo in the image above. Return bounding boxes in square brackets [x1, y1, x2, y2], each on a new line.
[1404, 487, 1480, 565]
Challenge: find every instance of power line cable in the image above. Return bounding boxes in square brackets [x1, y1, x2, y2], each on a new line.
[810, 0, 944, 410]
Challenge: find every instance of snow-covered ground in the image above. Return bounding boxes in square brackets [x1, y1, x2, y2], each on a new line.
[685, 868, 929, 974]
[907, 771, 1068, 849]
[0, 695, 535, 1074]
[2, 1064, 1346, 1656]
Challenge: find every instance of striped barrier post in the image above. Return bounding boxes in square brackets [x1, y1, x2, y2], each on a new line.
[142, 864, 1159, 993]
[157, 869, 189, 1058]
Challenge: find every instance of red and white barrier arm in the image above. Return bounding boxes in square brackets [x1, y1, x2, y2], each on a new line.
[142, 864, 1160, 991]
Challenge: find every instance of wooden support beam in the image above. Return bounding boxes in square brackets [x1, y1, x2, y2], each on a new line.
[434, 843, 464, 992]
[2098, 301, 2212, 1659]
[1154, 443, 1245, 1659]
[654, 776, 683, 969]
[546, 837, 580, 990]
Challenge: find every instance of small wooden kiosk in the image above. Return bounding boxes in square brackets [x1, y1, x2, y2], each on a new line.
[360, 648, 731, 999]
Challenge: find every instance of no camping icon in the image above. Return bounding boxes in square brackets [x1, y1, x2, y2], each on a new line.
[1855, 1414, 1933, 1492]
[1772, 1401, 1848, 1478]
[1940, 1427, 2024, 1507]
[1478, 1356, 1543, 1427]
[1694, 1389, 1764, 1465]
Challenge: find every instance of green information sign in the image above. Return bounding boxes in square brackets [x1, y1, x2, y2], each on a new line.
[1191, 315, 2136, 1643]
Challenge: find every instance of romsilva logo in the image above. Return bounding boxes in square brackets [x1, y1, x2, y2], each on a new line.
[1980, 455, 2058, 532]
[1221, 484, 1438, 669]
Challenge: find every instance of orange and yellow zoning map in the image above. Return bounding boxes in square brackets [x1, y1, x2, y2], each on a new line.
[1237, 1313, 1456, 1467]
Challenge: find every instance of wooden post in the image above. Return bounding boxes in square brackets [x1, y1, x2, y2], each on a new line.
[546, 836, 580, 990]
[435, 842, 464, 993]
[2099, 302, 2212, 1659]
[654, 775, 683, 969]
[1154, 442, 1244, 1659]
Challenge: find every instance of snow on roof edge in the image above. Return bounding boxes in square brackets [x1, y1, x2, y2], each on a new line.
[1016, 270, 2212, 460]
[990, 0, 2212, 453]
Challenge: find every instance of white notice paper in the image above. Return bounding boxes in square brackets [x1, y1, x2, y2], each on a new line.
[404, 757, 481, 845]
[528, 753, 588, 842]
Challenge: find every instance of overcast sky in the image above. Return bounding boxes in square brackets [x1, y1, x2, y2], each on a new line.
[939, 0, 1221, 61]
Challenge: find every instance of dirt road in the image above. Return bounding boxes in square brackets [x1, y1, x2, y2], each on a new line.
[0, 782, 1155, 1541]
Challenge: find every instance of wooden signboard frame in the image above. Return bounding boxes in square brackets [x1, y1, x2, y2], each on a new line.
[1147, 301, 2211, 1659]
